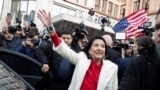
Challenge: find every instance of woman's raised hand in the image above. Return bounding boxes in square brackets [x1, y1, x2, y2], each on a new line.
[37, 10, 52, 27]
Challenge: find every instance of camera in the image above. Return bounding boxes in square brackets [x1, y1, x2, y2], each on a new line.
[113, 40, 129, 49]
[138, 22, 154, 37]
[73, 21, 88, 40]
[31, 38, 39, 46]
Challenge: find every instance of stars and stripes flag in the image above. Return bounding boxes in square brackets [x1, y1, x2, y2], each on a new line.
[113, 9, 149, 38]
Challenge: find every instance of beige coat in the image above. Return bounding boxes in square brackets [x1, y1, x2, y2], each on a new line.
[53, 40, 118, 90]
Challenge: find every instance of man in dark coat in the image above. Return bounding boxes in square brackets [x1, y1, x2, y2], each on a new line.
[119, 36, 160, 90]
[35, 30, 75, 90]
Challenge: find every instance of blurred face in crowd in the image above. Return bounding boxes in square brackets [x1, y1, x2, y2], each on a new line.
[102, 35, 113, 47]
[2, 24, 8, 34]
[32, 35, 39, 47]
[3, 31, 14, 41]
[61, 34, 73, 47]
[23, 21, 30, 31]
[25, 37, 32, 47]
[89, 39, 105, 63]
[155, 14, 160, 46]
[77, 33, 88, 49]
[24, 35, 39, 48]
[25, 35, 39, 48]
[14, 30, 21, 38]
[133, 40, 145, 56]
[125, 46, 133, 56]
[32, 35, 39, 40]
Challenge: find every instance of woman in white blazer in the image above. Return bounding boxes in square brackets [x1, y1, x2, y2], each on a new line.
[37, 10, 118, 90]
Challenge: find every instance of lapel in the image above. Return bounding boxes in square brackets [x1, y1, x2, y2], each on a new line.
[97, 60, 115, 90]
[76, 58, 91, 88]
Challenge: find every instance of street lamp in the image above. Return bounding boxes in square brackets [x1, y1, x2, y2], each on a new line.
[100, 17, 111, 33]
[101, 17, 111, 26]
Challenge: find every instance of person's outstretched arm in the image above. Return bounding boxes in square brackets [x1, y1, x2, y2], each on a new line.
[37, 10, 61, 47]
[37, 10, 80, 65]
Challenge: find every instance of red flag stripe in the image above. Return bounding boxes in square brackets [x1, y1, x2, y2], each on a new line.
[129, 18, 149, 26]
[127, 32, 143, 38]
[127, 31, 142, 37]
[126, 27, 143, 37]
[127, 29, 142, 36]
[128, 14, 148, 24]
[125, 27, 138, 33]
[126, 9, 146, 19]
[127, 30, 142, 36]
[127, 11, 147, 21]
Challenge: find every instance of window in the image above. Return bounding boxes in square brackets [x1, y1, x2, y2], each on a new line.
[120, 5, 126, 18]
[95, 0, 101, 11]
[102, 0, 107, 13]
[86, 0, 94, 7]
[133, 1, 139, 11]
[142, 0, 149, 12]
[108, 2, 113, 16]
[11, 0, 37, 22]
[113, 4, 118, 17]
[79, 0, 86, 6]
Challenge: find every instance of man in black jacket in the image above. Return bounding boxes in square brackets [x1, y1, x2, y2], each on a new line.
[35, 30, 75, 90]
[119, 36, 160, 90]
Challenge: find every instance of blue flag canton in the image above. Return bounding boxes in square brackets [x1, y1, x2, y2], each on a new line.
[113, 18, 129, 32]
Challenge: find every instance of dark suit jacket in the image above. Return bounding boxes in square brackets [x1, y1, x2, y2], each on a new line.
[119, 46, 160, 90]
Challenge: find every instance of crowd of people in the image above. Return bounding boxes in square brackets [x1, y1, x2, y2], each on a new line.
[0, 8, 160, 90]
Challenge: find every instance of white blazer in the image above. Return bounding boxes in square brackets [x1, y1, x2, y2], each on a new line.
[53, 40, 118, 90]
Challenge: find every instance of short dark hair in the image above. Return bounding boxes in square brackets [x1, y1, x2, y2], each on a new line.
[136, 36, 154, 49]
[83, 36, 107, 59]
[60, 29, 72, 37]
[156, 9, 160, 19]
[28, 27, 39, 38]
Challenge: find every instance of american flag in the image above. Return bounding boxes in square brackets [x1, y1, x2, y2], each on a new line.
[113, 9, 149, 38]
